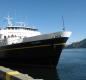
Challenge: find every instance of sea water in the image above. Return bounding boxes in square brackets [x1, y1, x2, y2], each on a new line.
[57, 48, 86, 80]
[1, 48, 86, 80]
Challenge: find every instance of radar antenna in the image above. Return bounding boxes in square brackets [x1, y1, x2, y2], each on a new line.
[5, 15, 13, 26]
[62, 16, 65, 31]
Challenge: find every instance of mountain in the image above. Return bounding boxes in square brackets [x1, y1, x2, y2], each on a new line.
[66, 38, 86, 48]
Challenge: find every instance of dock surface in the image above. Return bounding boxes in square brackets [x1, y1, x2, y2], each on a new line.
[0, 66, 43, 80]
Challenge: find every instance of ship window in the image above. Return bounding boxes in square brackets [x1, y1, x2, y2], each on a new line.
[4, 36, 6, 39]
[11, 27, 14, 29]
[11, 35, 14, 37]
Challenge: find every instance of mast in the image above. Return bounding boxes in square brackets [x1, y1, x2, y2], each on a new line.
[5, 15, 13, 26]
[62, 16, 65, 31]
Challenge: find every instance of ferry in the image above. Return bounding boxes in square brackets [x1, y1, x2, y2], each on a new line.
[0, 16, 71, 68]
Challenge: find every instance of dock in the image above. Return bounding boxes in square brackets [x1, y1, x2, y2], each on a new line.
[0, 66, 43, 80]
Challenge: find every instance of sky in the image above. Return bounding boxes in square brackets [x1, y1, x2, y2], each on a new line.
[0, 0, 86, 43]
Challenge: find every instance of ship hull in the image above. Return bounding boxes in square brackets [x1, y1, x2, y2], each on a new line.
[0, 37, 68, 68]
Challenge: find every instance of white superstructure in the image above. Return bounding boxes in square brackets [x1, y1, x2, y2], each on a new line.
[0, 16, 41, 45]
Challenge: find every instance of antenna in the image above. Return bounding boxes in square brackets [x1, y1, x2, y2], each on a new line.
[62, 16, 65, 31]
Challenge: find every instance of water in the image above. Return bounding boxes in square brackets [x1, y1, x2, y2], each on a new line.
[57, 48, 86, 80]
[1, 48, 86, 80]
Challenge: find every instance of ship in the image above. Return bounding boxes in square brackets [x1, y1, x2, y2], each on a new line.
[0, 16, 71, 68]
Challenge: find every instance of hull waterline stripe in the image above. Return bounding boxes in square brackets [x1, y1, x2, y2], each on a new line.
[0, 43, 65, 52]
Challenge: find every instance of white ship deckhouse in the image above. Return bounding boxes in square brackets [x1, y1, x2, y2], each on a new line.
[0, 16, 41, 45]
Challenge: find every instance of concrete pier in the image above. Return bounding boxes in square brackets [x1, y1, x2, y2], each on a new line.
[0, 66, 43, 80]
